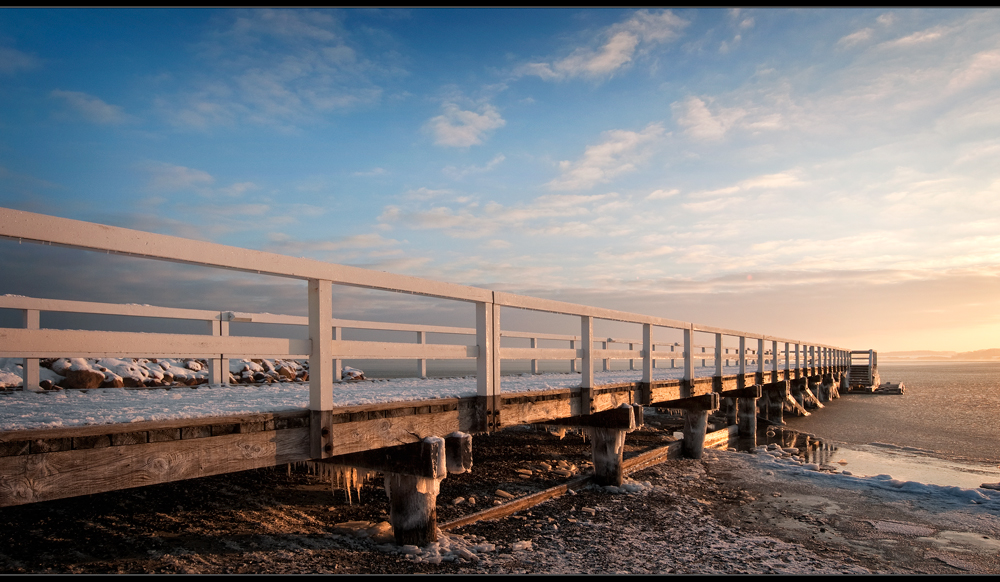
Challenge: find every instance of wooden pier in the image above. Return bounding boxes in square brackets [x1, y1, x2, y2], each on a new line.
[0, 207, 854, 545]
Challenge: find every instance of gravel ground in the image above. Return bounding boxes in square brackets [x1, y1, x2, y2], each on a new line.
[1, 418, 997, 575]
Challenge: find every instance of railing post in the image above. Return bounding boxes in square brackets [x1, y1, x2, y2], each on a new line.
[714, 333, 723, 378]
[21, 309, 40, 392]
[701, 345, 706, 368]
[581, 316, 594, 413]
[757, 337, 765, 384]
[738, 336, 746, 377]
[570, 339, 577, 373]
[628, 342, 635, 371]
[772, 340, 779, 382]
[602, 340, 609, 372]
[683, 325, 694, 397]
[208, 314, 230, 386]
[530, 337, 538, 375]
[642, 324, 653, 385]
[784, 342, 789, 380]
[476, 300, 501, 431]
[309, 279, 334, 459]
[417, 330, 427, 379]
[333, 325, 342, 383]
[795, 343, 801, 379]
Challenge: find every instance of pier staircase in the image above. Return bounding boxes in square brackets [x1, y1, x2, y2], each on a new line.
[848, 350, 880, 391]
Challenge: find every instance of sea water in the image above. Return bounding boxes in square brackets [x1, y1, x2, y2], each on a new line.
[780, 362, 1000, 488]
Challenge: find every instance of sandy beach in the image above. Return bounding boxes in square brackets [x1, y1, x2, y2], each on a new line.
[1, 422, 997, 575]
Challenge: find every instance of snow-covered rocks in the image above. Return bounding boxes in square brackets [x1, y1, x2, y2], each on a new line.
[342, 366, 365, 381]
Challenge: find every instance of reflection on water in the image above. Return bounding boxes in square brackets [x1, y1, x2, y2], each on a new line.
[760, 425, 1000, 489]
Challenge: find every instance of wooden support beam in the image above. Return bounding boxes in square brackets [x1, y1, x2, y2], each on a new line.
[0, 427, 310, 507]
[649, 393, 719, 411]
[718, 385, 762, 399]
[540, 405, 636, 430]
[804, 381, 825, 409]
[321, 437, 446, 479]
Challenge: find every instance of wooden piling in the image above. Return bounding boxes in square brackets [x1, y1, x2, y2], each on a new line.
[737, 395, 757, 451]
[589, 426, 626, 486]
[682, 410, 709, 459]
[386, 472, 441, 546]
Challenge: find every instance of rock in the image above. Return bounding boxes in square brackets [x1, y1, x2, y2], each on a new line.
[101, 376, 125, 388]
[61, 368, 105, 389]
[342, 367, 365, 381]
[276, 365, 296, 380]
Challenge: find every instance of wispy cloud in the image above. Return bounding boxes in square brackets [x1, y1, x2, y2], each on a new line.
[646, 188, 679, 200]
[0, 46, 40, 74]
[144, 162, 215, 191]
[352, 167, 388, 177]
[443, 154, 505, 179]
[838, 27, 874, 48]
[879, 26, 945, 49]
[672, 96, 774, 141]
[425, 103, 505, 147]
[379, 192, 632, 239]
[141, 162, 262, 202]
[518, 10, 688, 81]
[162, 9, 389, 129]
[547, 124, 665, 191]
[50, 90, 134, 125]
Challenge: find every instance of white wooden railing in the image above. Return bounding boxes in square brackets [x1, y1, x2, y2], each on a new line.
[0, 208, 849, 453]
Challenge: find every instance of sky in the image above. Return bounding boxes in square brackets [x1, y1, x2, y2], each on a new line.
[1, 8, 999, 352]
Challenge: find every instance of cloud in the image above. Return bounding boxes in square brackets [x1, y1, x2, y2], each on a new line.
[162, 9, 389, 129]
[50, 90, 134, 124]
[378, 192, 631, 239]
[879, 27, 945, 49]
[0, 46, 40, 74]
[426, 103, 505, 147]
[403, 187, 452, 200]
[144, 162, 215, 191]
[682, 171, 804, 213]
[672, 96, 751, 141]
[519, 9, 688, 81]
[646, 188, 679, 200]
[265, 232, 399, 258]
[838, 27, 874, 48]
[217, 182, 258, 198]
[443, 154, 506, 179]
[946, 50, 1000, 92]
[547, 124, 665, 191]
[352, 167, 387, 177]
